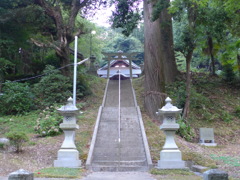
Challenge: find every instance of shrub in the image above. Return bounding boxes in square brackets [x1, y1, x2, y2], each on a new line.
[0, 82, 35, 115]
[33, 65, 72, 108]
[234, 106, 240, 118]
[5, 131, 29, 153]
[221, 63, 236, 83]
[0, 143, 4, 149]
[221, 111, 233, 123]
[176, 117, 195, 141]
[76, 72, 92, 98]
[34, 105, 62, 137]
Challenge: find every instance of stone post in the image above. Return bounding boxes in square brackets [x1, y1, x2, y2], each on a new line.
[54, 97, 81, 168]
[156, 97, 185, 169]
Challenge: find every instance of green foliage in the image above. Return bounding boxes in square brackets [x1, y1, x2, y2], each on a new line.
[111, 0, 141, 36]
[221, 111, 233, 123]
[34, 106, 62, 137]
[166, 81, 186, 109]
[234, 106, 240, 118]
[33, 65, 71, 108]
[76, 71, 92, 98]
[0, 58, 14, 74]
[221, 63, 236, 83]
[176, 117, 195, 141]
[5, 131, 29, 153]
[0, 82, 35, 115]
[152, 0, 170, 21]
[102, 31, 143, 53]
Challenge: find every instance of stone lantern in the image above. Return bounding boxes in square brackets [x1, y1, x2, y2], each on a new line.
[54, 97, 81, 168]
[156, 97, 185, 169]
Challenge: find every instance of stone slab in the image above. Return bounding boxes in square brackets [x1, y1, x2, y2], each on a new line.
[192, 165, 209, 173]
[8, 169, 33, 180]
[54, 149, 81, 168]
[157, 160, 186, 169]
[199, 128, 215, 142]
[203, 169, 228, 180]
[199, 143, 217, 147]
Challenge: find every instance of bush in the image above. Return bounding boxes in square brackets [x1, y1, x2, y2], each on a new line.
[0, 82, 35, 115]
[234, 106, 240, 118]
[176, 117, 195, 141]
[5, 131, 29, 153]
[33, 65, 72, 107]
[34, 105, 62, 137]
[221, 63, 236, 83]
[76, 72, 92, 98]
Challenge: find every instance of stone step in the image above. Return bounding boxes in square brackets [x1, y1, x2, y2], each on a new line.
[93, 156, 147, 162]
[92, 147, 145, 154]
[91, 165, 149, 172]
[92, 160, 147, 166]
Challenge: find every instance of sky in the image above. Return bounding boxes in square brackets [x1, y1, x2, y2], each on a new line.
[89, 2, 143, 27]
[90, 5, 115, 27]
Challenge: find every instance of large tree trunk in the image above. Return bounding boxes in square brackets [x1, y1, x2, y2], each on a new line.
[183, 50, 193, 119]
[144, 0, 179, 119]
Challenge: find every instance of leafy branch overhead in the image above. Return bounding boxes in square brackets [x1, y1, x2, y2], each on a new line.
[111, 0, 142, 36]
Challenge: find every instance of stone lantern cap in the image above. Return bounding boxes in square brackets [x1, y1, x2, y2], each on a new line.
[58, 97, 79, 114]
[157, 97, 182, 115]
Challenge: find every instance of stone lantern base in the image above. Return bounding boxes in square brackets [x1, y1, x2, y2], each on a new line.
[157, 149, 185, 169]
[54, 149, 81, 168]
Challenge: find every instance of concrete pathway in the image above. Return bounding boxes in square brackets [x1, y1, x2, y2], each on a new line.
[81, 172, 156, 180]
[1, 172, 156, 180]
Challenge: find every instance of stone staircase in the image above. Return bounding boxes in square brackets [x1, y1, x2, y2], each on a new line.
[87, 79, 152, 171]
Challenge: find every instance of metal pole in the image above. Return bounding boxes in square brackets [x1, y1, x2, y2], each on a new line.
[73, 36, 78, 106]
[118, 70, 121, 143]
[130, 59, 132, 79]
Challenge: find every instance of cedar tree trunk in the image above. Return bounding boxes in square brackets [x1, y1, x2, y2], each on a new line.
[144, 0, 179, 119]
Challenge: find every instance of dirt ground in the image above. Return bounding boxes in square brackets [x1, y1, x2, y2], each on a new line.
[0, 134, 240, 179]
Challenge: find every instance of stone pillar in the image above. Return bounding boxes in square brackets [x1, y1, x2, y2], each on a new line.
[54, 97, 81, 168]
[156, 97, 185, 169]
[8, 169, 33, 180]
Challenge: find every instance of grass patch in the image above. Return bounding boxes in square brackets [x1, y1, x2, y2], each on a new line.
[150, 168, 195, 175]
[211, 155, 240, 167]
[183, 152, 217, 168]
[150, 168, 202, 180]
[35, 167, 83, 178]
[0, 111, 39, 135]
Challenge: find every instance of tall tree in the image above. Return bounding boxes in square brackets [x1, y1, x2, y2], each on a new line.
[111, 0, 179, 118]
[143, 0, 179, 118]
[170, 0, 198, 119]
[32, 0, 105, 76]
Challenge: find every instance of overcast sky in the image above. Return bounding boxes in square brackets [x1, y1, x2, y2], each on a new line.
[89, 2, 143, 27]
[90, 5, 115, 27]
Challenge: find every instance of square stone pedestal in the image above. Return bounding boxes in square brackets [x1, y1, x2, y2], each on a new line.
[54, 149, 81, 168]
[157, 150, 185, 169]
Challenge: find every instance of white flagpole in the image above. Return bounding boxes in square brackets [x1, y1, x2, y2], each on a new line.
[73, 36, 78, 106]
